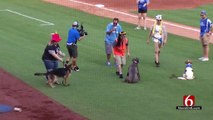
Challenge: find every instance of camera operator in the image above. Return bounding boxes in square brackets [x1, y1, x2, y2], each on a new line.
[66, 21, 85, 71]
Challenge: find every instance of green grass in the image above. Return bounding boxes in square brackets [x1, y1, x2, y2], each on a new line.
[132, 4, 213, 28]
[0, 0, 213, 120]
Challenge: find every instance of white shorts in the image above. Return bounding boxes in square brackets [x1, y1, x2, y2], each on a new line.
[152, 37, 163, 44]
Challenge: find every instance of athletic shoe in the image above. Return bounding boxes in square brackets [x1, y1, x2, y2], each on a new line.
[155, 61, 160, 67]
[74, 66, 80, 71]
[116, 71, 119, 76]
[106, 61, 111, 66]
[119, 74, 123, 79]
[201, 57, 209, 61]
[198, 57, 204, 60]
[144, 27, 147, 30]
[135, 26, 141, 30]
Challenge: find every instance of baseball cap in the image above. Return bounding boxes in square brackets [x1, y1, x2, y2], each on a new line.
[156, 15, 162, 20]
[200, 10, 207, 15]
[73, 21, 78, 26]
[51, 32, 62, 42]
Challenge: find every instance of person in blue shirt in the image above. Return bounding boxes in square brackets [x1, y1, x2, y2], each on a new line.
[66, 21, 85, 71]
[105, 18, 122, 66]
[199, 10, 212, 62]
[136, 0, 150, 30]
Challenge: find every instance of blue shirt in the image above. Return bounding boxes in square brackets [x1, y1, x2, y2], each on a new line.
[200, 18, 212, 37]
[138, 0, 150, 10]
[185, 64, 192, 68]
[67, 27, 80, 44]
[105, 23, 122, 44]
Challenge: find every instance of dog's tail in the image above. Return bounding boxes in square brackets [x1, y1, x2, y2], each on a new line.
[34, 73, 46, 76]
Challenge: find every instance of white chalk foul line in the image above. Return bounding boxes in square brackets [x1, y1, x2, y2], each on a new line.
[69, 0, 199, 32]
[0, 9, 54, 26]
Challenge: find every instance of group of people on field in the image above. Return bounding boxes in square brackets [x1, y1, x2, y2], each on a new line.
[39, 0, 212, 86]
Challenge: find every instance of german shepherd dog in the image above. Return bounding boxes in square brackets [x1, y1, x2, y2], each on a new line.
[125, 58, 141, 83]
[34, 64, 72, 88]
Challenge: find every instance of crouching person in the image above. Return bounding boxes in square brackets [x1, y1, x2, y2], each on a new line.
[113, 31, 130, 79]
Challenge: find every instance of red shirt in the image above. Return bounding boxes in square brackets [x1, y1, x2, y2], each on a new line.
[113, 38, 128, 56]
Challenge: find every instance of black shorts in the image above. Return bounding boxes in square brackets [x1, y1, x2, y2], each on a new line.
[138, 9, 147, 13]
[67, 44, 78, 58]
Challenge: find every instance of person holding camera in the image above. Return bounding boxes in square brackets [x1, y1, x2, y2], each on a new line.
[105, 18, 122, 66]
[66, 21, 85, 71]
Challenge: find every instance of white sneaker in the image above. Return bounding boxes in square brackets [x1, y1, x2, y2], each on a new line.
[198, 57, 204, 60]
[135, 26, 141, 30]
[201, 57, 209, 61]
[106, 61, 111, 66]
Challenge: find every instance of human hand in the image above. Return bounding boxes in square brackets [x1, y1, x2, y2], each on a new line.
[146, 39, 150, 45]
[127, 52, 130, 58]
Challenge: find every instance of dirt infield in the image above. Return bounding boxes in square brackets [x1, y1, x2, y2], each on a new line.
[0, 68, 87, 120]
[43, 0, 213, 42]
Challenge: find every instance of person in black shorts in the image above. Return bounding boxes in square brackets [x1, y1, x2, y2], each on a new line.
[136, 0, 150, 30]
[66, 21, 85, 71]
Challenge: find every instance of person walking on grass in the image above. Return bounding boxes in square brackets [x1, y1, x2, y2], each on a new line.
[113, 31, 130, 78]
[199, 10, 212, 62]
[136, 0, 150, 30]
[66, 21, 85, 71]
[147, 15, 167, 67]
[105, 18, 122, 66]
[42, 32, 65, 87]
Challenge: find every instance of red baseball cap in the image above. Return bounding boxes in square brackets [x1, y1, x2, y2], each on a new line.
[51, 33, 62, 42]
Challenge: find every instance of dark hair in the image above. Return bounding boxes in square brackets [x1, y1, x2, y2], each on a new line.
[115, 34, 122, 47]
[113, 18, 119, 22]
[115, 31, 126, 47]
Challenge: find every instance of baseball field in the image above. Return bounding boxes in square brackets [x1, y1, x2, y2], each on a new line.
[0, 0, 213, 120]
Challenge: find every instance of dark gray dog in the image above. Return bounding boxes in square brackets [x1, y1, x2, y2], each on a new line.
[125, 58, 140, 83]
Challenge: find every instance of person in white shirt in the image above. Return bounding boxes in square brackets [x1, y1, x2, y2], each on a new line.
[147, 15, 167, 67]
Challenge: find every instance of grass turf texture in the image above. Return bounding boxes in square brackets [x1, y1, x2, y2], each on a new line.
[132, 4, 213, 28]
[0, 0, 213, 120]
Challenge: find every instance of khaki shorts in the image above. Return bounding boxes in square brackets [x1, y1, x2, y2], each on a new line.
[200, 33, 210, 45]
[115, 55, 126, 65]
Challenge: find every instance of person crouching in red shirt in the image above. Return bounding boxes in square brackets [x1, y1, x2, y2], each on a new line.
[113, 31, 130, 79]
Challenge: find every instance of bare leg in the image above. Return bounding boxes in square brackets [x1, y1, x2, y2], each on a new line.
[142, 13, 147, 30]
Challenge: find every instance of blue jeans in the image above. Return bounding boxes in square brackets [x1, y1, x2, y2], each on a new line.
[43, 60, 58, 80]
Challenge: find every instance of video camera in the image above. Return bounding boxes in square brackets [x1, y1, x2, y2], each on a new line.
[77, 23, 88, 37]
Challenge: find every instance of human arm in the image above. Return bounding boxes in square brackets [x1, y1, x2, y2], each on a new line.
[146, 26, 153, 45]
[126, 40, 130, 58]
[162, 25, 168, 45]
[48, 50, 63, 62]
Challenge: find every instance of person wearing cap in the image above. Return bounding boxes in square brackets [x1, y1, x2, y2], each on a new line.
[42, 32, 65, 87]
[105, 18, 122, 66]
[136, 0, 150, 30]
[199, 10, 212, 62]
[66, 21, 85, 71]
[147, 15, 167, 67]
[112, 31, 130, 78]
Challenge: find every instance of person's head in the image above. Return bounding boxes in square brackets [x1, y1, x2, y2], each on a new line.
[155, 15, 162, 24]
[72, 21, 79, 28]
[50, 32, 62, 44]
[113, 18, 119, 26]
[116, 31, 126, 46]
[119, 31, 126, 39]
[200, 10, 207, 19]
